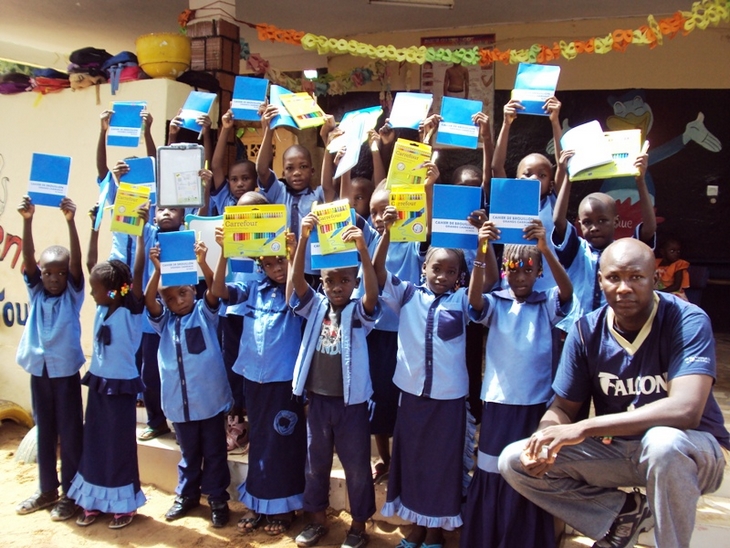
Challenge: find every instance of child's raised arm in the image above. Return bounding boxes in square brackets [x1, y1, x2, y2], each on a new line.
[373, 205, 397, 288]
[292, 213, 317, 299]
[211, 227, 230, 301]
[527, 219, 572, 305]
[635, 143, 656, 244]
[212, 109, 234, 191]
[167, 109, 183, 145]
[132, 202, 150, 301]
[256, 105, 279, 189]
[284, 232, 297, 303]
[60, 198, 83, 286]
[86, 204, 99, 274]
[194, 239, 217, 307]
[145, 245, 163, 317]
[368, 130, 386, 187]
[552, 149, 575, 242]
[419, 114, 441, 146]
[319, 115, 340, 203]
[97, 109, 112, 180]
[141, 108, 156, 158]
[492, 99, 523, 178]
[197, 168, 213, 217]
[18, 196, 37, 278]
[473, 112, 493, 195]
[468, 220, 500, 311]
[545, 97, 563, 177]
[200, 114, 213, 167]
[342, 226, 378, 316]
[424, 161, 439, 236]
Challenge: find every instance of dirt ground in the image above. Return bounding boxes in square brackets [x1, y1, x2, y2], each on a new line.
[0, 421, 458, 548]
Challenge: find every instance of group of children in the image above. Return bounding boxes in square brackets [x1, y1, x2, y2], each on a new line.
[15, 91, 663, 548]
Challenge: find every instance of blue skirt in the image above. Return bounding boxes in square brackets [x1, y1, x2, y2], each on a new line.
[382, 393, 467, 530]
[238, 380, 306, 514]
[68, 373, 146, 513]
[459, 402, 556, 548]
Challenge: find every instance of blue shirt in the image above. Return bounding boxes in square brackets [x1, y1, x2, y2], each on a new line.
[471, 287, 574, 405]
[555, 293, 729, 448]
[259, 169, 325, 239]
[209, 182, 237, 217]
[225, 278, 303, 383]
[381, 273, 470, 400]
[291, 287, 378, 405]
[148, 299, 232, 423]
[89, 294, 144, 380]
[16, 270, 85, 377]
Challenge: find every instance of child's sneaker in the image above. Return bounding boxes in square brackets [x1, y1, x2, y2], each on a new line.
[50, 495, 79, 521]
[295, 523, 328, 547]
[593, 490, 654, 548]
[341, 527, 369, 548]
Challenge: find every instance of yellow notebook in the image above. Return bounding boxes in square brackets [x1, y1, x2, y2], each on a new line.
[389, 184, 427, 243]
[386, 139, 432, 188]
[313, 199, 355, 255]
[110, 182, 150, 236]
[279, 92, 327, 129]
[223, 204, 287, 258]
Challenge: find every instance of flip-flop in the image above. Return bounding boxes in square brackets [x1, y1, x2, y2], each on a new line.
[237, 511, 264, 533]
[265, 512, 294, 536]
[109, 512, 135, 529]
[76, 510, 101, 527]
[373, 462, 389, 484]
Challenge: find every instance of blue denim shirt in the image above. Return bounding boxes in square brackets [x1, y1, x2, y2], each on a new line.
[471, 287, 574, 405]
[149, 299, 232, 423]
[290, 287, 378, 405]
[89, 294, 144, 380]
[381, 273, 470, 400]
[225, 278, 303, 383]
[16, 270, 85, 377]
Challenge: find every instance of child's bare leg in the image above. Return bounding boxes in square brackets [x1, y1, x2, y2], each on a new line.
[405, 524, 426, 544]
[423, 526, 444, 545]
[375, 434, 391, 468]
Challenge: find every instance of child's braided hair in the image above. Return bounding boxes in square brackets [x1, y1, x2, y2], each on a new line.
[91, 260, 133, 298]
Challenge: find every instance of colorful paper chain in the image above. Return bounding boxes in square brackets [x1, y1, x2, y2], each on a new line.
[256, 0, 729, 65]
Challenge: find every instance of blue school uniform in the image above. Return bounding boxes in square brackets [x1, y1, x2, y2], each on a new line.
[17, 270, 84, 495]
[259, 169, 324, 239]
[208, 182, 237, 216]
[460, 287, 574, 548]
[149, 298, 233, 504]
[291, 287, 378, 405]
[380, 273, 472, 530]
[68, 293, 146, 514]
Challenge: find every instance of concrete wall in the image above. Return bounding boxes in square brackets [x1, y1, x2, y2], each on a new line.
[0, 78, 192, 410]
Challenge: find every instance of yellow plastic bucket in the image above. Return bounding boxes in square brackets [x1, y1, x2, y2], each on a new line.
[136, 33, 191, 79]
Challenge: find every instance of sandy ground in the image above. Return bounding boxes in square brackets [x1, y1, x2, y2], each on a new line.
[0, 421, 459, 548]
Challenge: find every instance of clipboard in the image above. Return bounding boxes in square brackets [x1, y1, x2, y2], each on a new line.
[156, 144, 205, 208]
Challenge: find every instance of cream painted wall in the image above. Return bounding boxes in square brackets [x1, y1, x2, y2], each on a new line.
[327, 16, 730, 91]
[0, 78, 193, 411]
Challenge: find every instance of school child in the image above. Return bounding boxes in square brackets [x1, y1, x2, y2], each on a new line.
[290, 213, 380, 548]
[257, 105, 325, 239]
[68, 206, 148, 529]
[14, 196, 84, 522]
[211, 220, 305, 536]
[552, 148, 655, 316]
[655, 235, 690, 301]
[209, 109, 258, 216]
[492, 97, 564, 293]
[460, 219, 575, 548]
[374, 208, 474, 548]
[146, 235, 233, 528]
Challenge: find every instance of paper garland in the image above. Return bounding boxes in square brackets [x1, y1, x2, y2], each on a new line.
[247, 0, 730, 65]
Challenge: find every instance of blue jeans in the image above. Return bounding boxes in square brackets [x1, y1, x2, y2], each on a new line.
[499, 427, 726, 548]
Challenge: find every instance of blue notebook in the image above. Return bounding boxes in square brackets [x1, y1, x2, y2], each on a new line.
[120, 157, 156, 205]
[435, 97, 483, 149]
[431, 185, 481, 250]
[309, 210, 359, 270]
[231, 76, 269, 122]
[158, 230, 198, 286]
[180, 91, 217, 134]
[388, 92, 433, 130]
[28, 153, 71, 207]
[489, 178, 540, 245]
[269, 85, 297, 130]
[511, 64, 560, 116]
[107, 102, 145, 147]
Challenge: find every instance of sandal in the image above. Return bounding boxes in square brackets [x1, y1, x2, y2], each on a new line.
[237, 511, 263, 533]
[15, 489, 59, 515]
[76, 509, 101, 527]
[373, 462, 389, 484]
[109, 511, 135, 529]
[226, 416, 249, 454]
[265, 512, 295, 536]
[138, 425, 171, 441]
[396, 540, 420, 548]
